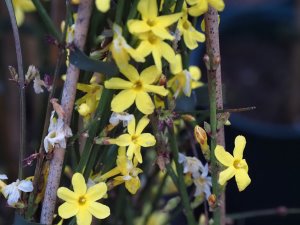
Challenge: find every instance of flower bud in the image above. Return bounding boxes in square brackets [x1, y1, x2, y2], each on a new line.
[208, 194, 217, 208]
[78, 103, 91, 117]
[194, 125, 210, 153]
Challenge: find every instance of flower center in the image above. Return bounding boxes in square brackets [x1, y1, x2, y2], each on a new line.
[147, 19, 156, 27]
[183, 21, 190, 30]
[50, 132, 57, 138]
[78, 196, 87, 205]
[131, 135, 138, 143]
[233, 160, 243, 169]
[148, 34, 158, 44]
[133, 80, 143, 91]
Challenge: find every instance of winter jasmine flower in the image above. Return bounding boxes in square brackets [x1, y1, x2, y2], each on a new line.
[193, 164, 212, 199]
[109, 112, 134, 127]
[215, 135, 251, 191]
[186, 0, 225, 17]
[57, 173, 110, 225]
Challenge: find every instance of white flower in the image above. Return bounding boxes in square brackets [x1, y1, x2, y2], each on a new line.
[193, 164, 212, 199]
[178, 153, 204, 177]
[109, 112, 134, 127]
[2, 179, 33, 206]
[0, 174, 8, 180]
[33, 76, 45, 94]
[44, 111, 73, 152]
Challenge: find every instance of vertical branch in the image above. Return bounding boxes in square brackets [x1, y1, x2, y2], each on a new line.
[204, 7, 226, 225]
[40, 0, 93, 224]
[4, 0, 26, 181]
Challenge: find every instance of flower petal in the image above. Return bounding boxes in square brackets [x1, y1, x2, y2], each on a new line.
[140, 66, 161, 84]
[127, 116, 136, 136]
[160, 41, 176, 64]
[218, 166, 235, 185]
[233, 135, 246, 160]
[127, 20, 150, 34]
[209, 0, 225, 11]
[76, 209, 92, 225]
[152, 26, 174, 40]
[144, 84, 168, 96]
[18, 180, 33, 192]
[88, 202, 110, 219]
[136, 40, 152, 58]
[119, 64, 140, 83]
[0, 174, 8, 180]
[104, 78, 133, 90]
[214, 145, 234, 167]
[95, 0, 110, 13]
[58, 202, 79, 219]
[135, 92, 155, 115]
[86, 182, 107, 202]
[111, 89, 136, 113]
[235, 169, 251, 192]
[135, 116, 150, 135]
[109, 134, 132, 146]
[170, 54, 183, 75]
[57, 187, 78, 203]
[127, 143, 138, 161]
[137, 0, 157, 19]
[155, 13, 182, 28]
[125, 177, 141, 194]
[137, 133, 156, 147]
[72, 173, 87, 196]
[152, 46, 162, 72]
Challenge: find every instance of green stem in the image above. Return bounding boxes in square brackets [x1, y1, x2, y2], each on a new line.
[32, 0, 62, 42]
[168, 129, 197, 225]
[115, 0, 125, 25]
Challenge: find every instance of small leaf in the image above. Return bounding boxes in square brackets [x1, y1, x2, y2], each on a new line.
[69, 47, 119, 76]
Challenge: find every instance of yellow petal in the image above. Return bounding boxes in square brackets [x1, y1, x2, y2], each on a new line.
[19, 0, 35, 11]
[57, 187, 78, 203]
[233, 135, 246, 160]
[140, 66, 161, 84]
[14, 7, 24, 26]
[214, 145, 234, 167]
[95, 0, 110, 13]
[209, 0, 225, 11]
[111, 89, 136, 112]
[155, 13, 182, 28]
[170, 54, 183, 75]
[127, 20, 150, 34]
[138, 0, 157, 19]
[86, 182, 107, 202]
[144, 84, 169, 96]
[137, 133, 156, 147]
[135, 92, 155, 114]
[72, 173, 87, 195]
[135, 116, 150, 135]
[136, 40, 152, 58]
[119, 64, 140, 83]
[152, 26, 174, 40]
[76, 209, 92, 225]
[110, 134, 132, 146]
[152, 47, 162, 72]
[104, 78, 133, 90]
[160, 41, 176, 64]
[127, 143, 139, 160]
[58, 202, 79, 219]
[184, 31, 198, 50]
[235, 169, 251, 191]
[218, 166, 235, 185]
[125, 177, 141, 194]
[88, 202, 110, 219]
[189, 66, 201, 80]
[188, 2, 208, 16]
[134, 147, 143, 163]
[128, 116, 136, 135]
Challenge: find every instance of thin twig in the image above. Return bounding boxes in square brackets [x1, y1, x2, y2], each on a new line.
[177, 106, 256, 116]
[4, 0, 26, 181]
[40, 0, 94, 223]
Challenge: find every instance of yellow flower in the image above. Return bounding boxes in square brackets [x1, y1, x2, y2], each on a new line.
[109, 116, 156, 163]
[177, 4, 205, 50]
[95, 0, 110, 13]
[168, 54, 203, 97]
[100, 147, 143, 194]
[215, 135, 251, 191]
[186, 0, 225, 17]
[127, 0, 181, 40]
[12, 0, 35, 26]
[105, 64, 168, 114]
[75, 74, 103, 122]
[110, 24, 145, 69]
[57, 173, 110, 225]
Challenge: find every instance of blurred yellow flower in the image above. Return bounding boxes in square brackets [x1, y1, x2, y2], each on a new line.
[12, 0, 35, 26]
[186, 0, 225, 17]
[57, 173, 110, 225]
[109, 116, 156, 163]
[215, 135, 251, 191]
[95, 0, 110, 13]
[105, 64, 168, 114]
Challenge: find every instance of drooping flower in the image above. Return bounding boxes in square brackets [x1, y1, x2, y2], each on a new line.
[128, 0, 181, 40]
[57, 173, 110, 225]
[110, 24, 145, 69]
[95, 0, 111, 13]
[2, 179, 33, 206]
[186, 0, 225, 17]
[168, 54, 203, 97]
[105, 64, 168, 114]
[109, 116, 156, 163]
[193, 164, 212, 199]
[100, 147, 143, 194]
[177, 3, 205, 50]
[109, 112, 134, 127]
[44, 111, 72, 152]
[215, 135, 251, 191]
[12, 0, 35, 26]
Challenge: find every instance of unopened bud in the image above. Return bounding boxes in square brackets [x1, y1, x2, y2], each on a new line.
[194, 125, 210, 154]
[208, 194, 217, 208]
[159, 75, 167, 86]
[182, 114, 196, 122]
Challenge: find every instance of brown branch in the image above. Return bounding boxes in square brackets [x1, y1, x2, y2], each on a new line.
[40, 0, 94, 224]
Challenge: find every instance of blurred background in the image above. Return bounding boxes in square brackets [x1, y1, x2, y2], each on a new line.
[1, 0, 300, 224]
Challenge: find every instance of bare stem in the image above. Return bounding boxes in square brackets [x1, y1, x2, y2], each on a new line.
[4, 0, 26, 181]
[40, 0, 93, 224]
[204, 6, 226, 225]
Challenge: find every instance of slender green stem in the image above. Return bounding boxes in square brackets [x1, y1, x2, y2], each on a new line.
[32, 0, 62, 42]
[115, 0, 125, 24]
[168, 129, 197, 225]
[4, 0, 26, 182]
